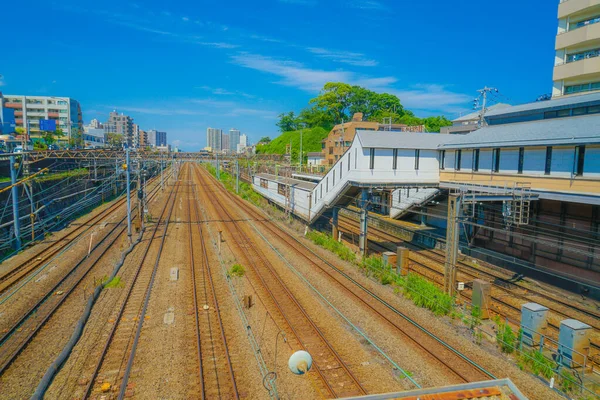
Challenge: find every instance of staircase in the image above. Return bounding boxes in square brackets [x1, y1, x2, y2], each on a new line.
[390, 187, 440, 219]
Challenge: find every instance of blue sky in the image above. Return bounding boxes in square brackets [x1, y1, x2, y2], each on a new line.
[0, 0, 556, 150]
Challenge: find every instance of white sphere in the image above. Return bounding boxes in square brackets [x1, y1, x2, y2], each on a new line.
[288, 350, 313, 375]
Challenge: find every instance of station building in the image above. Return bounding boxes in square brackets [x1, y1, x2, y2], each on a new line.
[250, 92, 600, 298]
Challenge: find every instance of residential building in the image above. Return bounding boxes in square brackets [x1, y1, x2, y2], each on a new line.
[240, 134, 248, 147]
[83, 123, 106, 148]
[553, 0, 600, 96]
[229, 128, 240, 152]
[89, 118, 103, 129]
[2, 95, 83, 145]
[206, 127, 223, 152]
[307, 152, 325, 165]
[132, 124, 140, 148]
[105, 111, 134, 147]
[147, 129, 167, 147]
[440, 104, 510, 134]
[222, 133, 230, 153]
[139, 129, 148, 148]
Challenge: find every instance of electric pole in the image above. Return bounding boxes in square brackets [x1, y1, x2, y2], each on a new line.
[125, 149, 132, 244]
[475, 86, 498, 127]
[9, 155, 22, 250]
[137, 158, 143, 230]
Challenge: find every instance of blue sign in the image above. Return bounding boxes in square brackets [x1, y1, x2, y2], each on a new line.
[40, 119, 57, 132]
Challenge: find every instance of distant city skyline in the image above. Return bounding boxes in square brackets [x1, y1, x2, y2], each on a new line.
[1, 0, 558, 150]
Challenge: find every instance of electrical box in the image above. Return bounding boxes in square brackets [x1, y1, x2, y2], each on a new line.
[558, 319, 591, 368]
[472, 279, 491, 319]
[396, 247, 409, 276]
[520, 303, 548, 347]
[382, 252, 396, 268]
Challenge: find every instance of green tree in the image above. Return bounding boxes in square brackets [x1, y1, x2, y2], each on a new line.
[42, 128, 64, 146]
[107, 132, 124, 147]
[309, 82, 354, 123]
[276, 112, 299, 132]
[297, 106, 334, 130]
[258, 136, 271, 144]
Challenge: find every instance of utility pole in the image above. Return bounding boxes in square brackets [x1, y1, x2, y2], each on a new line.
[114, 157, 119, 196]
[444, 194, 462, 296]
[235, 159, 240, 194]
[216, 153, 220, 181]
[160, 152, 164, 191]
[299, 130, 303, 168]
[137, 158, 143, 229]
[126, 149, 132, 244]
[9, 155, 22, 250]
[475, 86, 498, 127]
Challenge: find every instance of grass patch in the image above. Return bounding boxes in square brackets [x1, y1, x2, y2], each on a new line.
[229, 263, 246, 278]
[34, 168, 88, 183]
[306, 231, 356, 262]
[205, 163, 263, 207]
[103, 276, 124, 288]
[403, 273, 453, 316]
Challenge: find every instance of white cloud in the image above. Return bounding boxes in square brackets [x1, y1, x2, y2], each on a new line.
[113, 106, 207, 116]
[182, 16, 189, 21]
[231, 53, 352, 91]
[388, 84, 472, 114]
[196, 86, 255, 98]
[307, 47, 378, 67]
[0, 76, 5, 87]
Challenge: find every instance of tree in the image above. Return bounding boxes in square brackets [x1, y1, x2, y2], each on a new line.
[42, 128, 63, 146]
[309, 82, 353, 123]
[276, 112, 299, 132]
[297, 106, 334, 130]
[15, 127, 26, 135]
[107, 132, 124, 147]
[258, 136, 271, 144]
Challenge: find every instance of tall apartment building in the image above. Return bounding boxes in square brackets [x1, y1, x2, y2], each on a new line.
[105, 111, 134, 147]
[0, 92, 15, 134]
[222, 133, 230, 152]
[553, 0, 600, 96]
[147, 130, 167, 147]
[206, 127, 222, 152]
[139, 129, 148, 147]
[2, 95, 83, 144]
[229, 128, 240, 152]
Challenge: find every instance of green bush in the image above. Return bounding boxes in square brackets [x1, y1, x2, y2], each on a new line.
[495, 318, 517, 354]
[229, 263, 246, 278]
[404, 273, 453, 316]
[306, 231, 356, 262]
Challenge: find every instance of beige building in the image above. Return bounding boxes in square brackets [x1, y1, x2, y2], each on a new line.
[553, 0, 600, 96]
[321, 113, 424, 165]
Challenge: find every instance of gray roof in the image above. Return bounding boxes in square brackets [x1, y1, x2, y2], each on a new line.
[453, 103, 510, 122]
[440, 114, 600, 149]
[486, 92, 600, 118]
[307, 152, 324, 157]
[356, 130, 455, 150]
[255, 173, 317, 190]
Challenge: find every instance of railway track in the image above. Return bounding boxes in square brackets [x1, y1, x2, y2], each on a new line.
[0, 176, 166, 380]
[202, 166, 496, 385]
[338, 213, 600, 330]
[82, 167, 181, 398]
[0, 172, 165, 298]
[193, 164, 367, 399]
[187, 164, 239, 399]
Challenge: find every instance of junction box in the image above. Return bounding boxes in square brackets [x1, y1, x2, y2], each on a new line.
[520, 303, 548, 347]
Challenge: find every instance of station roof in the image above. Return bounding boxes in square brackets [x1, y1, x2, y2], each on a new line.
[356, 130, 455, 150]
[343, 379, 527, 400]
[440, 114, 600, 149]
[485, 92, 600, 118]
[255, 173, 317, 191]
[453, 103, 510, 122]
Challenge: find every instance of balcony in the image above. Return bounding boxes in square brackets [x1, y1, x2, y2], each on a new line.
[556, 21, 600, 49]
[48, 112, 59, 118]
[14, 111, 23, 117]
[15, 119, 23, 124]
[554, 55, 600, 80]
[559, 0, 600, 19]
[4, 102, 22, 109]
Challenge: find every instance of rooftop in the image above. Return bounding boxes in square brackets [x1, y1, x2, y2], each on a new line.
[453, 103, 511, 122]
[440, 114, 600, 149]
[485, 92, 600, 118]
[356, 130, 456, 150]
[255, 173, 317, 191]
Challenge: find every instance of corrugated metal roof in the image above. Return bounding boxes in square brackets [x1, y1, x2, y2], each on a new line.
[486, 92, 600, 118]
[255, 173, 317, 190]
[440, 114, 600, 149]
[453, 103, 510, 122]
[356, 130, 455, 150]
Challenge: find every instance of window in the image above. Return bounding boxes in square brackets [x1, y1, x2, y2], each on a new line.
[278, 183, 287, 196]
[518, 147, 524, 174]
[544, 147, 552, 175]
[589, 105, 600, 114]
[544, 111, 557, 119]
[557, 109, 570, 117]
[329, 147, 333, 155]
[440, 150, 445, 170]
[570, 15, 600, 31]
[472, 149, 480, 172]
[455, 150, 462, 171]
[326, 177, 329, 191]
[392, 149, 398, 170]
[348, 153, 351, 170]
[492, 148, 501, 173]
[321, 143, 326, 149]
[574, 145, 585, 176]
[260, 179, 268, 189]
[572, 107, 587, 116]
[355, 148, 357, 169]
[565, 81, 600, 95]
[333, 172, 335, 186]
[340, 163, 343, 179]
[414, 149, 420, 170]
[566, 47, 600, 63]
[344, 141, 351, 147]
[369, 148, 375, 169]
[335, 142, 339, 147]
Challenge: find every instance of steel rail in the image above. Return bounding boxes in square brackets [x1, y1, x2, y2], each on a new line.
[193, 164, 367, 398]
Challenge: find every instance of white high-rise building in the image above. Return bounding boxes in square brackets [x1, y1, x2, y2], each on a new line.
[206, 127, 222, 152]
[229, 128, 240, 152]
[239, 134, 247, 147]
